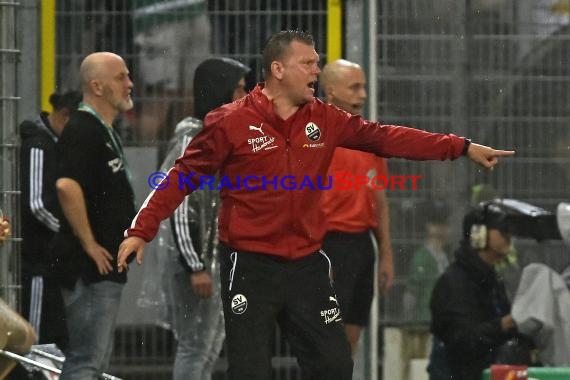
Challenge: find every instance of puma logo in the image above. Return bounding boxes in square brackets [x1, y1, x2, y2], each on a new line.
[249, 124, 264, 135]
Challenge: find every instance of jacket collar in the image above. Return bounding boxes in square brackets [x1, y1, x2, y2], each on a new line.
[249, 83, 316, 127]
[36, 112, 59, 142]
[455, 246, 499, 290]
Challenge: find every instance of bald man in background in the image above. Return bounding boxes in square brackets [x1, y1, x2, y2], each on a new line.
[320, 59, 395, 356]
[53, 52, 136, 379]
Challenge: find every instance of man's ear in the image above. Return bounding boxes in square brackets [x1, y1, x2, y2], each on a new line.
[90, 79, 103, 96]
[271, 61, 284, 80]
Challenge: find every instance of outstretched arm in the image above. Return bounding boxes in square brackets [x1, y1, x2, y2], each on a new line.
[335, 110, 516, 166]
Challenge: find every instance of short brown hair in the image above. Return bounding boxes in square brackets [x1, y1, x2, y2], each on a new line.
[262, 30, 314, 79]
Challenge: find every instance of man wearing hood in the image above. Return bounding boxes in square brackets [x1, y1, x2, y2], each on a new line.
[154, 57, 249, 379]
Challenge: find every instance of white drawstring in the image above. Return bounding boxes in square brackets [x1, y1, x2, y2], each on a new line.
[319, 250, 333, 285]
[228, 251, 238, 291]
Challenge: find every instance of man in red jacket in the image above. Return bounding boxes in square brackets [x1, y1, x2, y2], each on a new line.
[118, 30, 514, 379]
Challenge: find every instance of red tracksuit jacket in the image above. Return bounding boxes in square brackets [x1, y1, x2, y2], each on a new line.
[127, 84, 466, 259]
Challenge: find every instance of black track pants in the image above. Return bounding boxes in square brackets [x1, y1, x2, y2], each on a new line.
[220, 245, 353, 380]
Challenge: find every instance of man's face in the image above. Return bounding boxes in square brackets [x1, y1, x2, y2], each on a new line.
[328, 66, 367, 115]
[487, 228, 512, 256]
[279, 41, 320, 105]
[427, 222, 451, 243]
[53, 108, 72, 129]
[232, 78, 248, 101]
[101, 58, 134, 113]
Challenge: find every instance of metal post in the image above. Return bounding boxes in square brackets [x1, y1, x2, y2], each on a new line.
[0, 349, 124, 379]
[450, 0, 470, 226]
[0, 0, 22, 309]
[362, 1, 379, 379]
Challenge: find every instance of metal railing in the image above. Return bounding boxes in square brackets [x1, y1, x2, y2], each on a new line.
[0, 0, 21, 310]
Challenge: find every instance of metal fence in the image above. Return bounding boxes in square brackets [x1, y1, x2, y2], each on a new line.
[0, 0, 21, 309]
[55, 0, 328, 146]
[376, 0, 570, 329]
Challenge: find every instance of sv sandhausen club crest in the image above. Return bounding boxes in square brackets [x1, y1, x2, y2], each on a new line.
[231, 293, 248, 314]
[305, 122, 321, 141]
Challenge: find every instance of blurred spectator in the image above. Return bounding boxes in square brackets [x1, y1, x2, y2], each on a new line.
[402, 199, 452, 380]
[517, 0, 570, 57]
[133, 0, 211, 140]
[56, 1, 134, 96]
[209, 0, 327, 89]
[403, 199, 451, 324]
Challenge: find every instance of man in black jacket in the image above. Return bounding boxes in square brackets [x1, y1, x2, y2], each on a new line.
[430, 201, 519, 380]
[19, 90, 81, 350]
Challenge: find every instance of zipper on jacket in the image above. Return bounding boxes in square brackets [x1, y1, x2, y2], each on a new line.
[285, 137, 294, 257]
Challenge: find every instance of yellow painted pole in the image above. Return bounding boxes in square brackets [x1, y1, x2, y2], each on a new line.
[327, 0, 343, 61]
[41, 0, 56, 111]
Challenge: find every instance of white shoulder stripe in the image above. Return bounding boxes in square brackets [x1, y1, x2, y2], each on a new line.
[29, 148, 60, 232]
[173, 196, 203, 270]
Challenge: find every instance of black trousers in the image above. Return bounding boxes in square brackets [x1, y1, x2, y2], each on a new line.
[322, 230, 375, 327]
[20, 273, 68, 350]
[220, 244, 353, 380]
